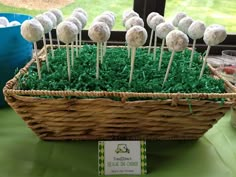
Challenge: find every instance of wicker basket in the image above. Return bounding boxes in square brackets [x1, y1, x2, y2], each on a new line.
[3, 47, 236, 140]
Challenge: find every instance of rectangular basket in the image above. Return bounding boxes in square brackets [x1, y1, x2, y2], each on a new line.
[3, 46, 236, 140]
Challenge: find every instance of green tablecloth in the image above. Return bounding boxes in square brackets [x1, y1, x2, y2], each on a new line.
[0, 107, 236, 177]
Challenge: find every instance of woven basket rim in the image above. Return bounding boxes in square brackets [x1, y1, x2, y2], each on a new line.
[3, 45, 236, 100]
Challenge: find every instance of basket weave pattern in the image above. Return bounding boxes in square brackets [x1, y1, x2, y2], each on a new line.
[3, 48, 236, 140]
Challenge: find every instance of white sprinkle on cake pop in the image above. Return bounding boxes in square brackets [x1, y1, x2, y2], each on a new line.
[125, 16, 144, 30]
[172, 12, 187, 27]
[166, 30, 189, 52]
[8, 21, 21, 27]
[122, 10, 139, 26]
[44, 11, 57, 28]
[72, 11, 87, 29]
[35, 14, 53, 34]
[126, 26, 147, 48]
[73, 8, 88, 18]
[146, 12, 159, 27]
[178, 16, 193, 34]
[21, 19, 44, 42]
[94, 14, 114, 30]
[203, 24, 227, 46]
[88, 22, 110, 43]
[0, 17, 9, 26]
[155, 22, 175, 39]
[57, 21, 78, 44]
[149, 14, 165, 30]
[50, 9, 63, 25]
[188, 20, 206, 40]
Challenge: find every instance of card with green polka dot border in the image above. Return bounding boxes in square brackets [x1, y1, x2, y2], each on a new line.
[98, 141, 147, 175]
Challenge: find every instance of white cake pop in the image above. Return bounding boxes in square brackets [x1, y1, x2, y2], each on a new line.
[178, 16, 193, 34]
[188, 20, 206, 68]
[88, 22, 110, 79]
[125, 16, 144, 30]
[73, 7, 88, 18]
[149, 14, 165, 55]
[35, 14, 53, 72]
[72, 11, 87, 29]
[146, 12, 159, 27]
[102, 11, 116, 23]
[94, 14, 114, 30]
[57, 21, 78, 81]
[8, 21, 21, 27]
[21, 19, 44, 80]
[0, 17, 9, 26]
[50, 8, 63, 25]
[66, 16, 82, 65]
[155, 22, 174, 69]
[199, 24, 227, 79]
[163, 30, 189, 86]
[126, 26, 147, 85]
[44, 11, 57, 58]
[122, 10, 139, 26]
[172, 12, 187, 27]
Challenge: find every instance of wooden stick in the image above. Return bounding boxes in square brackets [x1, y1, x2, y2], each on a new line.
[199, 45, 211, 79]
[66, 44, 71, 81]
[129, 47, 136, 86]
[49, 31, 54, 58]
[163, 50, 175, 86]
[158, 39, 165, 71]
[71, 42, 74, 68]
[148, 29, 154, 54]
[189, 39, 196, 68]
[96, 42, 100, 79]
[153, 31, 157, 60]
[42, 34, 49, 71]
[34, 42, 41, 80]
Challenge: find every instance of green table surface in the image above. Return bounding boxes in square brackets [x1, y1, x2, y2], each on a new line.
[0, 107, 236, 177]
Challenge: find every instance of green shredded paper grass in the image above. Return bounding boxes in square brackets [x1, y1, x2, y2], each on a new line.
[17, 45, 225, 95]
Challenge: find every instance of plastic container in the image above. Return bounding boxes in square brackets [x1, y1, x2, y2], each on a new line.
[0, 13, 33, 107]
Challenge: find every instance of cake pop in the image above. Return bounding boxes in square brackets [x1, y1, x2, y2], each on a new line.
[35, 14, 53, 71]
[172, 12, 187, 27]
[21, 19, 44, 79]
[50, 8, 64, 48]
[188, 20, 206, 68]
[178, 16, 193, 34]
[148, 14, 165, 54]
[88, 22, 110, 79]
[0, 17, 9, 26]
[102, 11, 116, 23]
[8, 21, 21, 27]
[66, 16, 82, 66]
[125, 16, 144, 30]
[122, 10, 139, 26]
[57, 21, 78, 81]
[44, 11, 57, 58]
[163, 30, 189, 86]
[73, 7, 88, 19]
[199, 24, 227, 79]
[126, 26, 147, 85]
[155, 22, 175, 70]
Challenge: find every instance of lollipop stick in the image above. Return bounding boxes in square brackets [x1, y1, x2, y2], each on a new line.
[79, 31, 82, 48]
[42, 34, 49, 71]
[71, 42, 74, 68]
[100, 43, 104, 64]
[103, 41, 107, 57]
[49, 31, 54, 58]
[66, 44, 71, 81]
[153, 31, 157, 60]
[158, 39, 165, 71]
[189, 39, 196, 68]
[34, 42, 41, 80]
[96, 42, 100, 79]
[148, 29, 154, 54]
[199, 45, 211, 79]
[129, 47, 136, 86]
[76, 35, 79, 58]
[128, 46, 130, 58]
[56, 33, 60, 49]
[163, 50, 175, 87]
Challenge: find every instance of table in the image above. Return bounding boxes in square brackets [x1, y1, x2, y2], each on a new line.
[0, 107, 236, 177]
